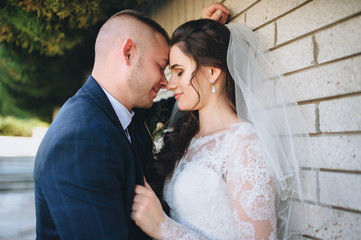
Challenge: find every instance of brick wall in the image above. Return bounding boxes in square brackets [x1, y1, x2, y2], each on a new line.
[150, 0, 361, 238]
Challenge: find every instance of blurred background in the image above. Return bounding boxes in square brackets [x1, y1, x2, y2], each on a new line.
[1, 0, 361, 239]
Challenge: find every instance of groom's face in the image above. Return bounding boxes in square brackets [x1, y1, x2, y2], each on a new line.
[129, 33, 169, 109]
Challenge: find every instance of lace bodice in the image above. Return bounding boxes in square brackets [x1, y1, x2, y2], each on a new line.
[162, 122, 277, 240]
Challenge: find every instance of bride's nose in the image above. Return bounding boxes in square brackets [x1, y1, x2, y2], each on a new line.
[167, 76, 177, 91]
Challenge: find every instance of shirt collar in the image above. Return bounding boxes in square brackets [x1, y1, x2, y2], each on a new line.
[101, 87, 134, 130]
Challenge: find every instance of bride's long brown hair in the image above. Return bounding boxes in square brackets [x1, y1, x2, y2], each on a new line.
[145, 19, 236, 213]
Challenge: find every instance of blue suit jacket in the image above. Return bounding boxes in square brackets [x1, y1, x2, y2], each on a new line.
[34, 76, 156, 239]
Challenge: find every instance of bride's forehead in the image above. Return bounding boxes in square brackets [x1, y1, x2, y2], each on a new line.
[170, 45, 183, 56]
[169, 46, 194, 65]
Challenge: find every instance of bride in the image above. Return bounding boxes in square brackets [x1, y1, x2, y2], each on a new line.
[131, 19, 312, 240]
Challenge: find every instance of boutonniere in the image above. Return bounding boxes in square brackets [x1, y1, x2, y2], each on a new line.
[144, 106, 179, 153]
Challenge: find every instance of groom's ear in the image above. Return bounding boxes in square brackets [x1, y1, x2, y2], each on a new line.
[121, 38, 135, 65]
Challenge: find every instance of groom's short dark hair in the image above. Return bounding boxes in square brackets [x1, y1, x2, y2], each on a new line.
[111, 9, 170, 44]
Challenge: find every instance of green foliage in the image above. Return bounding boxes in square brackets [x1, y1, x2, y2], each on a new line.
[0, 0, 165, 121]
[0, 0, 103, 56]
[0, 82, 32, 117]
[0, 40, 94, 121]
[0, 115, 49, 136]
[0, 0, 165, 56]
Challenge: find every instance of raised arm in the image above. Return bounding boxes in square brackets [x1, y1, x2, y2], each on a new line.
[202, 2, 230, 24]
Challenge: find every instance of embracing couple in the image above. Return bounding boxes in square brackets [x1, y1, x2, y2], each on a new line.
[34, 2, 311, 240]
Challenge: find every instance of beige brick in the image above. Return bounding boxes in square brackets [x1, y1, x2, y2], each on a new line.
[290, 201, 332, 237]
[268, 104, 310, 135]
[203, 0, 215, 8]
[315, 209, 361, 240]
[277, 0, 361, 45]
[224, 0, 258, 16]
[310, 134, 361, 171]
[299, 169, 319, 202]
[300, 104, 318, 134]
[270, 37, 314, 74]
[285, 56, 361, 102]
[277, 135, 313, 171]
[226, 19, 275, 49]
[320, 172, 361, 211]
[231, 13, 246, 25]
[177, 0, 187, 24]
[246, 0, 308, 29]
[255, 22, 275, 49]
[291, 201, 361, 239]
[186, 0, 195, 21]
[194, 0, 203, 20]
[319, 96, 361, 132]
[171, 1, 180, 32]
[317, 15, 361, 64]
[292, 136, 316, 168]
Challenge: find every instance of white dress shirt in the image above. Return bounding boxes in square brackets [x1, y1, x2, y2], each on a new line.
[101, 87, 134, 142]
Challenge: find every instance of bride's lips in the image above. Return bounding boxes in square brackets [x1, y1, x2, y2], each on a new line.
[174, 93, 183, 100]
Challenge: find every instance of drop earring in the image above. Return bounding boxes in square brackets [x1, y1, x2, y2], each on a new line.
[212, 80, 216, 93]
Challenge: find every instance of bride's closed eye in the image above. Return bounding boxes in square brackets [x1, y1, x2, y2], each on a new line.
[171, 69, 183, 77]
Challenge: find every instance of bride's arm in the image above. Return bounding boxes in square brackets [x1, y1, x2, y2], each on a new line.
[225, 133, 277, 240]
[131, 179, 208, 240]
[159, 213, 209, 240]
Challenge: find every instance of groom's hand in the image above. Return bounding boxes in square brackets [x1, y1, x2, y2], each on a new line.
[202, 2, 230, 24]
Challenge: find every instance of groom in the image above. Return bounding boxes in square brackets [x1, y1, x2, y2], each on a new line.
[34, 4, 229, 240]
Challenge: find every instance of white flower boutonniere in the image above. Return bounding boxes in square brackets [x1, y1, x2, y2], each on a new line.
[144, 110, 178, 154]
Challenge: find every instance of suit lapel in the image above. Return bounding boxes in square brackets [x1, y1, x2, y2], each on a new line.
[80, 76, 146, 185]
[78, 76, 130, 144]
[128, 121, 145, 186]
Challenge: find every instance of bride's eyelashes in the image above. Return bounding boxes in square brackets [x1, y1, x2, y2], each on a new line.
[171, 70, 183, 77]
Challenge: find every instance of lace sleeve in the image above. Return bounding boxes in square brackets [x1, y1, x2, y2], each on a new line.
[225, 130, 277, 240]
[160, 213, 209, 240]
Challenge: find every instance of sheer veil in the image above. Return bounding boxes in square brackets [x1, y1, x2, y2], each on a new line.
[226, 23, 331, 239]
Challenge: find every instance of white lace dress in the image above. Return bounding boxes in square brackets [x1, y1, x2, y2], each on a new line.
[162, 122, 277, 240]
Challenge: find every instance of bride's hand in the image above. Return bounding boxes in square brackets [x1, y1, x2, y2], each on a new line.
[202, 2, 230, 24]
[131, 178, 164, 240]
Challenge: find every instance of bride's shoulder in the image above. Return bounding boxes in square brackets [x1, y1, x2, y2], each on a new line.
[223, 121, 260, 148]
[229, 121, 257, 137]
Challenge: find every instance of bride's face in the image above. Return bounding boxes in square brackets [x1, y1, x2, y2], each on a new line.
[167, 45, 209, 111]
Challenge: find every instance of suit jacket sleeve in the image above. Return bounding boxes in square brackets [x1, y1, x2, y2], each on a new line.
[39, 125, 133, 239]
